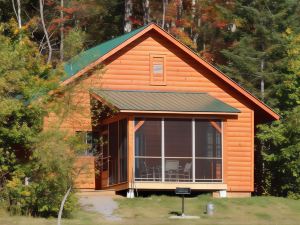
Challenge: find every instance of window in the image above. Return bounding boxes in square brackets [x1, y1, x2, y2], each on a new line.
[134, 118, 222, 183]
[135, 118, 162, 181]
[195, 120, 222, 182]
[107, 119, 128, 186]
[150, 55, 166, 85]
[76, 131, 97, 156]
[165, 119, 193, 182]
[109, 122, 118, 185]
[119, 119, 128, 183]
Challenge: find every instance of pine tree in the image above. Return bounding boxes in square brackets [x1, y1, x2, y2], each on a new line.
[219, 0, 299, 105]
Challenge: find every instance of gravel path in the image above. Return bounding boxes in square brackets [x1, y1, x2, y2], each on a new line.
[79, 195, 121, 221]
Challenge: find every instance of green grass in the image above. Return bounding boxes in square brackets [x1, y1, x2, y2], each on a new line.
[1, 195, 300, 225]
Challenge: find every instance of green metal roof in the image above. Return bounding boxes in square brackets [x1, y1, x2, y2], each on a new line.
[64, 25, 150, 78]
[90, 89, 240, 113]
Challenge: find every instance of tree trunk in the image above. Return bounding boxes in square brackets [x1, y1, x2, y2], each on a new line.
[162, 0, 166, 29]
[124, 0, 132, 33]
[60, 0, 64, 62]
[143, 0, 150, 25]
[260, 59, 265, 101]
[17, 0, 21, 28]
[12, 0, 22, 29]
[39, 0, 52, 64]
[192, 0, 196, 19]
[192, 0, 200, 48]
[177, 0, 183, 21]
[57, 186, 72, 225]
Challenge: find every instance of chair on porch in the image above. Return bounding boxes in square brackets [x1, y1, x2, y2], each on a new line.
[140, 161, 153, 181]
[179, 162, 192, 181]
[165, 160, 179, 181]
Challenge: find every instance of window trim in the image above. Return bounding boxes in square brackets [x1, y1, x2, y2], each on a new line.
[150, 54, 167, 86]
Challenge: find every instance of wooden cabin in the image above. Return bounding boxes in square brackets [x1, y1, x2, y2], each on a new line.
[44, 23, 279, 197]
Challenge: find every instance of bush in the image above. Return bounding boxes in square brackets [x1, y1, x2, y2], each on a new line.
[2, 130, 85, 217]
[3, 163, 77, 217]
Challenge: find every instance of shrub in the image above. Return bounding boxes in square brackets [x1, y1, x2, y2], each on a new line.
[2, 130, 85, 217]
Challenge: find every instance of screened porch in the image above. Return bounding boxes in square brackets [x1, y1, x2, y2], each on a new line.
[90, 89, 239, 190]
[134, 118, 222, 183]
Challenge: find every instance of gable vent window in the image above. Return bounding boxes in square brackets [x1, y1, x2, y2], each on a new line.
[150, 55, 166, 85]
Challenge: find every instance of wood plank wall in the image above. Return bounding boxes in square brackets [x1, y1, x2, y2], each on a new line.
[44, 30, 254, 192]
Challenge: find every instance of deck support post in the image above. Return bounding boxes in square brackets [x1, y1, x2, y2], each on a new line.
[126, 188, 135, 198]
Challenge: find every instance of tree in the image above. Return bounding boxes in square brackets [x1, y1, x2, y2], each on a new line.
[0, 20, 83, 217]
[256, 28, 300, 198]
[219, 0, 299, 103]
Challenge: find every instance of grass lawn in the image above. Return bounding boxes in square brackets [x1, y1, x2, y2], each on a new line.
[1, 195, 300, 225]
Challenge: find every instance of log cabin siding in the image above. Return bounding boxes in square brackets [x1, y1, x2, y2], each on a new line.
[44, 30, 254, 192]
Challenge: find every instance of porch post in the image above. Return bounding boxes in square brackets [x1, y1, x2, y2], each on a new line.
[162, 118, 165, 182]
[192, 119, 195, 182]
[127, 116, 134, 189]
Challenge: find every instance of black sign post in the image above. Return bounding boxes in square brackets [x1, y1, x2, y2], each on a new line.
[175, 187, 191, 216]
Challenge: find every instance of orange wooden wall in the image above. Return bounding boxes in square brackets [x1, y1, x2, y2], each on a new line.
[44, 30, 254, 192]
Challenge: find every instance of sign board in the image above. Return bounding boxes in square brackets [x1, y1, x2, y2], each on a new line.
[175, 187, 191, 195]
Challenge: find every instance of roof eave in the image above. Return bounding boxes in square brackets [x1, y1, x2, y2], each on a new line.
[119, 110, 240, 115]
[60, 24, 154, 86]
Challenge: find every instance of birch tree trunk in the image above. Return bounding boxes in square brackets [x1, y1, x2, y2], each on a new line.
[60, 0, 64, 62]
[124, 0, 132, 33]
[12, 0, 22, 28]
[57, 186, 72, 225]
[192, 0, 200, 47]
[143, 0, 150, 25]
[177, 0, 183, 21]
[260, 58, 265, 101]
[177, 0, 183, 31]
[192, 0, 196, 19]
[162, 0, 166, 29]
[39, 0, 52, 64]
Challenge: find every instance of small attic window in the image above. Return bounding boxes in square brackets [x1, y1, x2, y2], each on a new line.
[150, 54, 166, 85]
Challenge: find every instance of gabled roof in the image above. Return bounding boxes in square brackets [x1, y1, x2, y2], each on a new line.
[62, 23, 279, 121]
[64, 24, 150, 78]
[90, 89, 240, 114]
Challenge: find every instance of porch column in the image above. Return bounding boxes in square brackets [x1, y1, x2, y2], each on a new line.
[162, 118, 165, 182]
[192, 119, 195, 182]
[128, 116, 134, 189]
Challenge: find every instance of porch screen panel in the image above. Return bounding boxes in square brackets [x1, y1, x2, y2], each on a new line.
[164, 119, 192, 182]
[119, 119, 128, 183]
[195, 120, 222, 182]
[135, 118, 162, 181]
[109, 121, 118, 185]
[99, 125, 109, 188]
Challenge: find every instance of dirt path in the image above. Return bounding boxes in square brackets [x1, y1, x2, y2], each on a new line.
[79, 195, 121, 221]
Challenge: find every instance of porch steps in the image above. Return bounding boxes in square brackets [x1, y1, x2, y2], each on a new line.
[76, 189, 118, 197]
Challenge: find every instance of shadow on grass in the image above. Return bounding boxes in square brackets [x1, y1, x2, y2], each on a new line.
[168, 211, 181, 216]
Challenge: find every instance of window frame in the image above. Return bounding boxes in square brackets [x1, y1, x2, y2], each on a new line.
[150, 54, 167, 86]
[75, 131, 96, 156]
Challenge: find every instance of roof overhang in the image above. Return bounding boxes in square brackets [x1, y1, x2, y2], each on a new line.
[119, 110, 239, 116]
[90, 89, 240, 116]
